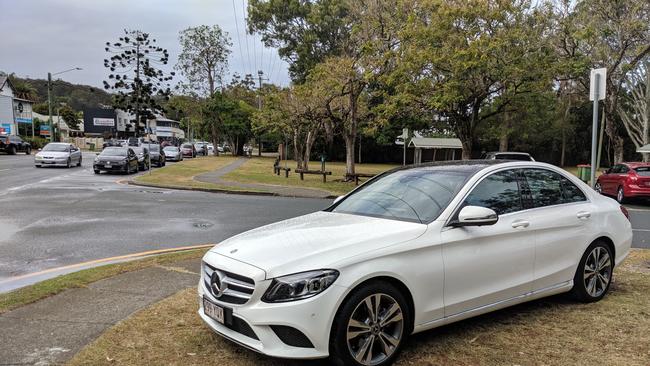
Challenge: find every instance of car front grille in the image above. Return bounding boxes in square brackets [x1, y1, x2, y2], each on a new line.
[203, 262, 255, 305]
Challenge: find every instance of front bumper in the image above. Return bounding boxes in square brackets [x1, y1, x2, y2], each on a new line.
[35, 158, 68, 166]
[198, 252, 346, 359]
[93, 163, 127, 171]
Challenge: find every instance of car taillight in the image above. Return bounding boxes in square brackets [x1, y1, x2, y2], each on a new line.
[620, 205, 630, 222]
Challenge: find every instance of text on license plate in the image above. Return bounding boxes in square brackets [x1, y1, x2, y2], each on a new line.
[203, 297, 224, 324]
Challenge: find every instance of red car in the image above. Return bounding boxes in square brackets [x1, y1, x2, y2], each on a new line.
[180, 143, 196, 158]
[596, 162, 650, 203]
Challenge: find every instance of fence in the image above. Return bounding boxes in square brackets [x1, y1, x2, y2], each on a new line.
[61, 137, 104, 151]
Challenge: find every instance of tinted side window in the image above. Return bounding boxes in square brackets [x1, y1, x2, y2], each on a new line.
[522, 169, 564, 208]
[464, 170, 522, 215]
[619, 165, 629, 174]
[560, 176, 587, 203]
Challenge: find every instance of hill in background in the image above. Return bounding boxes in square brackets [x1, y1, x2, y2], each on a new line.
[10, 75, 112, 112]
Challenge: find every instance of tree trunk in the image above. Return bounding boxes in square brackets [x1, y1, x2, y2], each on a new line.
[461, 139, 472, 160]
[499, 113, 510, 152]
[304, 130, 317, 171]
[560, 129, 566, 167]
[344, 135, 356, 177]
[211, 123, 219, 156]
[293, 130, 304, 170]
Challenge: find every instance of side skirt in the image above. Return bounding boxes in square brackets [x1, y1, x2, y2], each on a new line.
[413, 280, 573, 334]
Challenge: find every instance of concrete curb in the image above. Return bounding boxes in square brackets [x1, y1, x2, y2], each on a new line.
[128, 179, 338, 200]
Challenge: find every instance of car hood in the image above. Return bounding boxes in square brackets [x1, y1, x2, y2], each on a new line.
[37, 151, 69, 158]
[97, 155, 127, 162]
[210, 211, 426, 278]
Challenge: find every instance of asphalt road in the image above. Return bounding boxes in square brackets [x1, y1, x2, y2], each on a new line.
[0, 152, 649, 289]
[0, 152, 328, 285]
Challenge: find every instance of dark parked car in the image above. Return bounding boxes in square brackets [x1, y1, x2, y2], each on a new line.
[147, 143, 166, 167]
[181, 143, 196, 158]
[131, 146, 150, 171]
[481, 151, 535, 161]
[93, 147, 138, 174]
[1, 135, 31, 155]
[596, 162, 650, 203]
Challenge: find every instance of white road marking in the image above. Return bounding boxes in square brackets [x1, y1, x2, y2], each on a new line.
[633, 229, 650, 232]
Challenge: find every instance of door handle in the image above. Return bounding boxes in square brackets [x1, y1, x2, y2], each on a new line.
[511, 220, 530, 229]
[577, 211, 591, 220]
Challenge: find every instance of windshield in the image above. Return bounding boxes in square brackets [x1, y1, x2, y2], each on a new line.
[100, 147, 127, 157]
[132, 147, 144, 154]
[43, 144, 69, 152]
[635, 167, 650, 176]
[332, 168, 471, 223]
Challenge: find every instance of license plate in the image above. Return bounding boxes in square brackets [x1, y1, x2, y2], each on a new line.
[105, 163, 111, 167]
[203, 297, 224, 324]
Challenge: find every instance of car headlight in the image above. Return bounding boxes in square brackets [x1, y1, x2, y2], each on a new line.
[261, 269, 339, 303]
[35, 155, 43, 160]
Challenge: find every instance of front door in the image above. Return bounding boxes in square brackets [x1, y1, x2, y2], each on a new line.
[441, 169, 535, 316]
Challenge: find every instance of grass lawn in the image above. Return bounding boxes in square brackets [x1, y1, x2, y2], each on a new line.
[133, 156, 254, 192]
[0, 248, 208, 315]
[222, 157, 398, 196]
[68, 250, 650, 366]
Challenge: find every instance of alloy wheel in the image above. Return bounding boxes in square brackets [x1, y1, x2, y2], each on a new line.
[595, 183, 602, 194]
[583, 246, 612, 298]
[347, 293, 404, 366]
[617, 188, 624, 203]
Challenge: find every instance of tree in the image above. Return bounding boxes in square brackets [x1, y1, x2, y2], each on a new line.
[308, 56, 367, 176]
[386, 0, 554, 159]
[253, 86, 324, 170]
[176, 25, 232, 97]
[247, 0, 350, 83]
[574, 0, 650, 163]
[103, 29, 174, 137]
[618, 62, 650, 162]
[59, 105, 80, 130]
[8, 76, 39, 101]
[202, 91, 253, 155]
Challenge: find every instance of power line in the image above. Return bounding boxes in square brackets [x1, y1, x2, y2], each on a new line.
[231, 0, 247, 74]
[241, 0, 252, 76]
[243, 0, 257, 74]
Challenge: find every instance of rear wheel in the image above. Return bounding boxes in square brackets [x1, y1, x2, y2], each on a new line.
[330, 282, 410, 366]
[66, 158, 71, 168]
[94, 169, 100, 174]
[616, 186, 625, 203]
[570, 241, 613, 302]
[8, 145, 16, 155]
[25, 146, 31, 155]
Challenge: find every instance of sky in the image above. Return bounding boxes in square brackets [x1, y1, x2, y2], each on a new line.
[0, 0, 290, 89]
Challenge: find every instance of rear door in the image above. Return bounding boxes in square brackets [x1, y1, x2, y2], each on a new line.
[520, 168, 594, 291]
[441, 169, 535, 316]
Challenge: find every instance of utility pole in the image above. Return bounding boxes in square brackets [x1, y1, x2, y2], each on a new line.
[256, 70, 267, 157]
[47, 72, 53, 142]
[589, 68, 606, 188]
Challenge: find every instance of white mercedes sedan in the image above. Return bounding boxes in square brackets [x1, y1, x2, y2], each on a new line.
[199, 161, 632, 366]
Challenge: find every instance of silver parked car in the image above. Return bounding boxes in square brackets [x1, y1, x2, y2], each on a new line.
[34, 143, 82, 168]
[163, 146, 183, 162]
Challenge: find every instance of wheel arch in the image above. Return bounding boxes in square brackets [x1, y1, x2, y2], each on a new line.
[593, 236, 616, 264]
[332, 275, 416, 337]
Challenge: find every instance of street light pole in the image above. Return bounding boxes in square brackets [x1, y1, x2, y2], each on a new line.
[47, 67, 82, 142]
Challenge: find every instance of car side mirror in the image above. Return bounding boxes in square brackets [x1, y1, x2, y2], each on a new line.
[453, 206, 498, 227]
[333, 196, 345, 205]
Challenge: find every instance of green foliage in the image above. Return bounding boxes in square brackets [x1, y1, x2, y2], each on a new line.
[22, 136, 48, 149]
[103, 29, 175, 128]
[59, 105, 80, 130]
[247, 0, 350, 83]
[9, 76, 112, 111]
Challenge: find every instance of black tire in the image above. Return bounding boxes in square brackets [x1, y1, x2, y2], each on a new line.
[66, 158, 71, 168]
[35, 165, 41, 168]
[594, 182, 603, 195]
[329, 281, 411, 366]
[616, 186, 626, 203]
[77, 157, 82, 167]
[8, 145, 16, 155]
[570, 240, 614, 303]
[25, 146, 31, 155]
[94, 169, 100, 174]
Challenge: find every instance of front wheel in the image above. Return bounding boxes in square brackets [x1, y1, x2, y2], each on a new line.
[77, 156, 82, 167]
[66, 158, 71, 168]
[25, 146, 31, 155]
[94, 169, 100, 174]
[570, 241, 613, 303]
[595, 182, 602, 194]
[330, 282, 410, 366]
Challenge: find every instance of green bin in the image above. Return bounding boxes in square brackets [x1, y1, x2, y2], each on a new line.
[576, 164, 591, 182]
[89, 143, 95, 151]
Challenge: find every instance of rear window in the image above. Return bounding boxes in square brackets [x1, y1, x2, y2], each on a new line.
[495, 154, 532, 161]
[635, 167, 650, 176]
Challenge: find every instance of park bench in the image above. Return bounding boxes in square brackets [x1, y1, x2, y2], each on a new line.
[295, 169, 333, 183]
[346, 173, 376, 186]
[273, 165, 291, 177]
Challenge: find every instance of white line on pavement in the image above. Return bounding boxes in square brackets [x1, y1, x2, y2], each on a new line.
[633, 229, 650, 232]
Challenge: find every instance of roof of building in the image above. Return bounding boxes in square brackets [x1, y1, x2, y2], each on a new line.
[637, 144, 650, 153]
[408, 137, 463, 149]
[0, 74, 12, 93]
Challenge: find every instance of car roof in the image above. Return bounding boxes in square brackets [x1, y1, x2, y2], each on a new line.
[486, 151, 531, 155]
